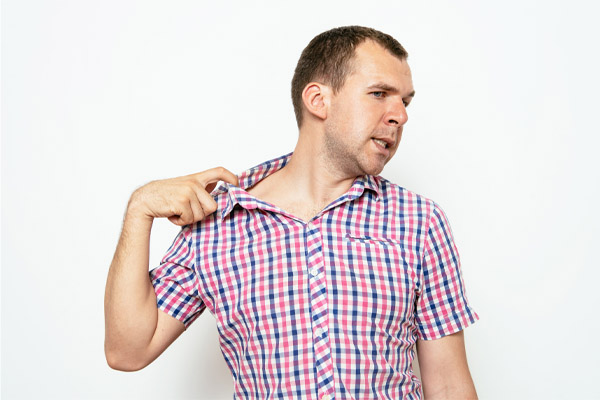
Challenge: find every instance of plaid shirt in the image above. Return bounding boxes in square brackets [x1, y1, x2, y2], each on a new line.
[150, 153, 478, 400]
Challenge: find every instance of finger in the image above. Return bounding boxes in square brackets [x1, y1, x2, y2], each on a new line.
[197, 167, 239, 189]
[168, 201, 195, 226]
[168, 215, 185, 226]
[195, 186, 218, 216]
[188, 197, 206, 223]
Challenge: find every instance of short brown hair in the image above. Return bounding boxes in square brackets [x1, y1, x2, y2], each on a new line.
[291, 26, 408, 127]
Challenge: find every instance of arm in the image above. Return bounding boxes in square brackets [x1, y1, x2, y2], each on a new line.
[416, 330, 477, 400]
[104, 167, 238, 371]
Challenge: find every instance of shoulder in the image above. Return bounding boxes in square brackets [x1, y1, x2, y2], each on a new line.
[373, 175, 457, 239]
[374, 175, 441, 217]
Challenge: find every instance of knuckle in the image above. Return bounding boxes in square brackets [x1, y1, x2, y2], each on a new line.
[176, 196, 187, 205]
[205, 203, 217, 213]
[192, 181, 205, 191]
[181, 210, 192, 222]
[212, 166, 226, 176]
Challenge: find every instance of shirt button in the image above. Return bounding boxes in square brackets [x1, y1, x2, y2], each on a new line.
[321, 395, 332, 400]
[310, 268, 318, 277]
[307, 222, 315, 230]
[315, 328, 323, 336]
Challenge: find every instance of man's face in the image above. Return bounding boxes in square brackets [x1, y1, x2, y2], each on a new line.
[322, 40, 415, 177]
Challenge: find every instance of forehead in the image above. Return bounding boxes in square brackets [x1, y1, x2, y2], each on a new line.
[347, 40, 413, 89]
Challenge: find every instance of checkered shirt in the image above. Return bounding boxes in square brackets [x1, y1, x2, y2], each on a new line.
[150, 152, 479, 400]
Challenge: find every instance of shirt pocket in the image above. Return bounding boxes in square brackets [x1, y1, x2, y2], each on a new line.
[342, 234, 418, 288]
[328, 233, 419, 333]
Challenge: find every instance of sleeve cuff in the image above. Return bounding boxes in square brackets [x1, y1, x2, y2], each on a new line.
[417, 306, 479, 341]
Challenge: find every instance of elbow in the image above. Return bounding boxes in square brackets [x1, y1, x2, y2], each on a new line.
[104, 344, 150, 372]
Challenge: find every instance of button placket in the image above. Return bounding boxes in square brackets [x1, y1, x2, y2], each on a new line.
[305, 219, 336, 398]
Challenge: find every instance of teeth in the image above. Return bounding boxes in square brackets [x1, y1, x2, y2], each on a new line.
[373, 139, 387, 148]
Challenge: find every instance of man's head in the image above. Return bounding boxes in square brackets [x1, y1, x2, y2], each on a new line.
[291, 26, 414, 177]
[291, 26, 409, 128]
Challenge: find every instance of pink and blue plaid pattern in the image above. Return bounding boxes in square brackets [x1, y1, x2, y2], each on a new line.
[150, 153, 478, 400]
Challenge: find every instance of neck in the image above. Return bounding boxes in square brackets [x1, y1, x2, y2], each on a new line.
[279, 128, 357, 206]
[246, 125, 361, 222]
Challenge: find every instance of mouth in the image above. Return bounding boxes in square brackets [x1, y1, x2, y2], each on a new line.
[372, 137, 394, 150]
[372, 138, 388, 149]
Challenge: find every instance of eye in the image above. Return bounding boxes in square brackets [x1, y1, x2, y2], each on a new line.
[371, 91, 386, 98]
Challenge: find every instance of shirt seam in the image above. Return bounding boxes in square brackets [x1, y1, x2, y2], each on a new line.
[417, 201, 436, 295]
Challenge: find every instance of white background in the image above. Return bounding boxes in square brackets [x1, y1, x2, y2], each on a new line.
[3, 0, 600, 399]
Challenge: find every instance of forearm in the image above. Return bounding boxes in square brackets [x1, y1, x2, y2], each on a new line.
[104, 202, 158, 368]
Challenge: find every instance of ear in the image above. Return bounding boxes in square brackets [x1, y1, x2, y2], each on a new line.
[301, 82, 330, 121]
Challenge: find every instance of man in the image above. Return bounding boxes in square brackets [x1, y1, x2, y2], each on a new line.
[104, 26, 479, 399]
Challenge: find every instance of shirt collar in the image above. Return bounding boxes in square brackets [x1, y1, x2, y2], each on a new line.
[213, 152, 383, 221]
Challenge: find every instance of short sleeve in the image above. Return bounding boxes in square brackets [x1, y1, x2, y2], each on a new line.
[415, 203, 479, 340]
[149, 225, 205, 329]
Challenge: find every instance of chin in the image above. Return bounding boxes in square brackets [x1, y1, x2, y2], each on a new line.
[363, 157, 390, 176]
[360, 163, 385, 176]
[370, 167, 385, 176]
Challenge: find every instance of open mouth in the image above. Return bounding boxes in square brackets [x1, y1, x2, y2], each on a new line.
[372, 138, 389, 149]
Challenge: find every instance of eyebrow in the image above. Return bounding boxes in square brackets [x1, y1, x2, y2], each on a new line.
[367, 83, 415, 98]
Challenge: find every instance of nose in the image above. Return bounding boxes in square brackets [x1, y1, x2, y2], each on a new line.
[384, 99, 408, 127]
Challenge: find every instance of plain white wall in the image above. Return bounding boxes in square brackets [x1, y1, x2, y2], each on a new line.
[3, 0, 600, 398]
